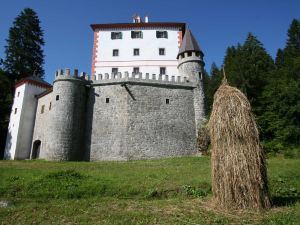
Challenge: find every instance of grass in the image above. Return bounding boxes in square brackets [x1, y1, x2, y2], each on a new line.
[0, 156, 299, 224]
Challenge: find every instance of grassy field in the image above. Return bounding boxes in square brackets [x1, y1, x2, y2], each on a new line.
[0, 156, 299, 224]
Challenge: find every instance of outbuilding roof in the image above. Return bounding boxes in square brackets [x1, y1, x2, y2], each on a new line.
[15, 75, 52, 89]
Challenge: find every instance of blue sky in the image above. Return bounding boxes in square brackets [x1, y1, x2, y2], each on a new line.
[0, 0, 299, 82]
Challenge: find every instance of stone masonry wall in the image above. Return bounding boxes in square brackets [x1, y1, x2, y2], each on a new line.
[125, 84, 197, 160]
[86, 84, 128, 160]
[46, 78, 87, 160]
[87, 81, 197, 161]
[178, 58, 205, 133]
[32, 91, 53, 159]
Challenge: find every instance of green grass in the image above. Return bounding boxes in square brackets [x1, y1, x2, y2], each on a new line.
[0, 156, 299, 224]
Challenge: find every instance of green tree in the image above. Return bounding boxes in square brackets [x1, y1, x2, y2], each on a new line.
[0, 68, 13, 158]
[258, 19, 300, 154]
[206, 63, 222, 114]
[224, 33, 274, 108]
[3, 8, 45, 79]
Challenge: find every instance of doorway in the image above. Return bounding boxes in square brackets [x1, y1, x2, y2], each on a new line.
[32, 140, 41, 159]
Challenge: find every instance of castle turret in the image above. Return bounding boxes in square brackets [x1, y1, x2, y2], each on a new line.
[4, 76, 51, 159]
[46, 69, 88, 160]
[177, 29, 205, 135]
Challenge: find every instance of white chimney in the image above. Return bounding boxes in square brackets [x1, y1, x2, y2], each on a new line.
[145, 16, 149, 23]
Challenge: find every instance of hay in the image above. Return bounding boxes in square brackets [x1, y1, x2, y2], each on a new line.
[207, 79, 271, 210]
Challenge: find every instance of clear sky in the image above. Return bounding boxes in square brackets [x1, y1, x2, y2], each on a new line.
[0, 0, 299, 83]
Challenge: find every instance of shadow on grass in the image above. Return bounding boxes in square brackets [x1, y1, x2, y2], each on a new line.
[272, 196, 300, 207]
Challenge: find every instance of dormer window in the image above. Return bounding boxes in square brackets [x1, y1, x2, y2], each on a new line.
[131, 31, 143, 39]
[156, 31, 168, 39]
[111, 32, 122, 40]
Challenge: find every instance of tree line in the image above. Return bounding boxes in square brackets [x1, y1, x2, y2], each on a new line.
[0, 8, 44, 158]
[0, 8, 299, 158]
[203, 19, 300, 156]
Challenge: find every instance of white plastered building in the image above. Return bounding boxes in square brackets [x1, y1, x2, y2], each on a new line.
[91, 15, 185, 79]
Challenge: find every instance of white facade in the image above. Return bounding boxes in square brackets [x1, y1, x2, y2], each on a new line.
[92, 23, 184, 78]
[4, 82, 48, 160]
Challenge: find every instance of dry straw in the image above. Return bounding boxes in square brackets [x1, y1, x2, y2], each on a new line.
[208, 69, 271, 210]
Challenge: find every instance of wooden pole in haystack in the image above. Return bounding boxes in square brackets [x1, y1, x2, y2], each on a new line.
[207, 67, 271, 210]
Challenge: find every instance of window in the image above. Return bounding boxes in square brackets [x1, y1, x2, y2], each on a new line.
[159, 48, 165, 56]
[111, 32, 122, 40]
[160, 67, 166, 75]
[133, 48, 140, 56]
[41, 105, 45, 114]
[106, 98, 109, 103]
[156, 31, 168, 38]
[49, 102, 52, 110]
[56, 95, 59, 101]
[113, 49, 119, 57]
[131, 31, 143, 39]
[17, 92, 20, 97]
[166, 99, 170, 104]
[14, 108, 17, 114]
[188, 52, 192, 57]
[133, 67, 139, 74]
[112, 68, 118, 75]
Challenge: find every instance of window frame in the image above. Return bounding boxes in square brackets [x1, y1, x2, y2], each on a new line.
[112, 68, 118, 74]
[160, 67, 166, 75]
[131, 31, 143, 39]
[111, 32, 122, 40]
[112, 49, 119, 57]
[133, 67, 140, 74]
[159, 48, 165, 56]
[133, 48, 140, 56]
[41, 105, 45, 114]
[156, 31, 168, 39]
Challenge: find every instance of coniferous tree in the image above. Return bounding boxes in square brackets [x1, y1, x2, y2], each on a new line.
[4, 8, 45, 79]
[258, 19, 300, 153]
[224, 33, 274, 108]
[206, 63, 222, 114]
[0, 68, 13, 158]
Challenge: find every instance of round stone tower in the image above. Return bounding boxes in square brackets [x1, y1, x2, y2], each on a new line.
[47, 69, 88, 160]
[177, 29, 205, 135]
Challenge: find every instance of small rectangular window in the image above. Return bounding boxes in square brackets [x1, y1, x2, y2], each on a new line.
[113, 49, 119, 56]
[156, 31, 168, 39]
[166, 99, 170, 104]
[111, 32, 122, 40]
[56, 95, 59, 101]
[14, 108, 17, 114]
[41, 105, 45, 114]
[133, 48, 139, 56]
[188, 52, 192, 57]
[160, 67, 166, 75]
[159, 48, 165, 56]
[49, 102, 52, 110]
[112, 68, 118, 75]
[17, 92, 20, 97]
[131, 31, 143, 39]
[133, 67, 139, 74]
[106, 98, 109, 103]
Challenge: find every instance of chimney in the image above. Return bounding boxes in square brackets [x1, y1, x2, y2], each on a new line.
[145, 16, 149, 23]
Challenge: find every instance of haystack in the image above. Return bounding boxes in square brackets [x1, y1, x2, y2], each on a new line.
[207, 78, 271, 210]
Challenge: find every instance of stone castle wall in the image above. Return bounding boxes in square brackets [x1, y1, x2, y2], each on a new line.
[32, 91, 53, 159]
[31, 66, 202, 161]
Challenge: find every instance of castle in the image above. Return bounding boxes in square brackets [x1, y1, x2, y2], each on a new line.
[4, 16, 205, 161]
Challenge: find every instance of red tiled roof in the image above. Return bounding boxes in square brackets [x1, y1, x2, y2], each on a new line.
[15, 76, 52, 89]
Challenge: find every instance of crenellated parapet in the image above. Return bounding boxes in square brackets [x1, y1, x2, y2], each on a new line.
[91, 72, 196, 88]
[54, 68, 90, 82]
